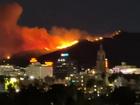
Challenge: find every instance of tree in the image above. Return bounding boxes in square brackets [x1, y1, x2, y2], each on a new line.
[111, 87, 136, 105]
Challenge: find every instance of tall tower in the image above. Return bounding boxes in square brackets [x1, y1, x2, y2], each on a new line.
[96, 44, 106, 74]
[54, 53, 78, 79]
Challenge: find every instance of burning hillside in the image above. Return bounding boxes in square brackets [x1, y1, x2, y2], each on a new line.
[0, 2, 105, 57]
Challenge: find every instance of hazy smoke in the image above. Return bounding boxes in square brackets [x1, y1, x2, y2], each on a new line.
[0, 3, 23, 56]
[0, 2, 98, 57]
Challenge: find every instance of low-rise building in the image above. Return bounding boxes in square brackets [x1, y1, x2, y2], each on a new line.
[25, 62, 53, 80]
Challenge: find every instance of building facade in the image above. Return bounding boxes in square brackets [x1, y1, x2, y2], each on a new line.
[54, 53, 78, 79]
[25, 62, 53, 80]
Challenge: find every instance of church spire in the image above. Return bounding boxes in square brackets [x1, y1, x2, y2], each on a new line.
[100, 44, 103, 51]
[96, 44, 106, 73]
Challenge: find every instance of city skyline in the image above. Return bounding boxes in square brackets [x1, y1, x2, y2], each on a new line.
[0, 1, 139, 104]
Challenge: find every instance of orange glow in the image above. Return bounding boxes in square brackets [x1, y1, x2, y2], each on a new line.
[56, 40, 79, 49]
[6, 55, 11, 60]
[30, 58, 38, 63]
[99, 37, 103, 40]
[21, 27, 82, 52]
[0, 3, 105, 56]
[95, 38, 99, 41]
[44, 47, 50, 51]
[45, 62, 53, 66]
[105, 58, 108, 70]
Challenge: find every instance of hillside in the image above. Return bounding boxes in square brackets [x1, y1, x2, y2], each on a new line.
[6, 31, 140, 68]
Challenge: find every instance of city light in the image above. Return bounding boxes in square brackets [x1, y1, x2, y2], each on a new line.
[30, 58, 38, 63]
[10, 78, 17, 82]
[16, 89, 20, 93]
[118, 30, 121, 33]
[29, 76, 35, 80]
[45, 62, 53, 66]
[92, 70, 96, 75]
[105, 58, 109, 69]
[20, 77, 24, 81]
[65, 77, 69, 80]
[6, 55, 11, 60]
[94, 89, 97, 91]
[95, 38, 99, 41]
[94, 85, 97, 88]
[61, 53, 69, 57]
[70, 74, 74, 77]
[81, 76, 84, 78]
[99, 37, 103, 40]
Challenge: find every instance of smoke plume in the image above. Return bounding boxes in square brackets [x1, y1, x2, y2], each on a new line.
[0, 2, 99, 57]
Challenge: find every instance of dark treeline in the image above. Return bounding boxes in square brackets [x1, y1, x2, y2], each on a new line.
[0, 84, 136, 105]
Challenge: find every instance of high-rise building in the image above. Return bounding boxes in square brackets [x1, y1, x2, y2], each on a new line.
[54, 53, 78, 79]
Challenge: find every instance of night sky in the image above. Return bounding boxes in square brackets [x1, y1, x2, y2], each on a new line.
[0, 0, 140, 34]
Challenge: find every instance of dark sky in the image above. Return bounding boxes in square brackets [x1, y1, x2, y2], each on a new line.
[0, 0, 140, 34]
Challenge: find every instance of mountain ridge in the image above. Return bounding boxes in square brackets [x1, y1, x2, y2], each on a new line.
[4, 31, 140, 68]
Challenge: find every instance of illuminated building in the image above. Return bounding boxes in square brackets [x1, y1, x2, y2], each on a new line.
[111, 62, 140, 74]
[0, 65, 23, 92]
[54, 53, 78, 79]
[0, 65, 14, 75]
[25, 59, 53, 79]
[0, 65, 23, 77]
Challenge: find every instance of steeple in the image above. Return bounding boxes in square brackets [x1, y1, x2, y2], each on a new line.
[97, 44, 105, 63]
[100, 44, 103, 50]
[96, 44, 106, 73]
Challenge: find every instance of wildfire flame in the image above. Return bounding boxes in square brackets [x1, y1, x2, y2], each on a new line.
[0, 2, 106, 57]
[56, 40, 79, 49]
